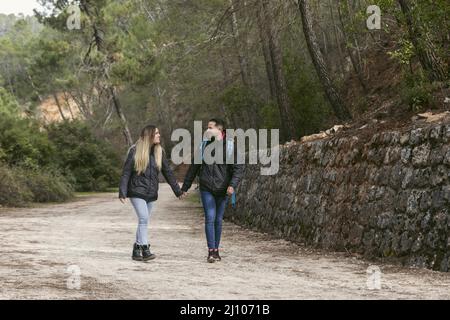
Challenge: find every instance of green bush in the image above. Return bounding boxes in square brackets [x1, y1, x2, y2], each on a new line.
[260, 101, 281, 129]
[0, 89, 56, 169]
[0, 163, 33, 207]
[0, 163, 73, 207]
[219, 85, 264, 128]
[0, 115, 56, 169]
[401, 74, 437, 112]
[0, 88, 120, 206]
[0, 102, 120, 201]
[46, 120, 121, 192]
[284, 52, 331, 137]
[22, 166, 74, 203]
[0, 87, 20, 118]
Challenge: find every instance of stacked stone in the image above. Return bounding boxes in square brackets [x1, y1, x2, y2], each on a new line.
[226, 122, 450, 271]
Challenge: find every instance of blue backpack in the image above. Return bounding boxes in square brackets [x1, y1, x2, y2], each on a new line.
[199, 139, 237, 208]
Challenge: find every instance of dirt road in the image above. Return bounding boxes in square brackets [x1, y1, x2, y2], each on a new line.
[1, 184, 450, 299]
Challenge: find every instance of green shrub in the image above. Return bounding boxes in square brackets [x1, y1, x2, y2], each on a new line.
[219, 85, 264, 128]
[401, 74, 437, 112]
[0, 163, 74, 207]
[46, 120, 121, 191]
[284, 52, 331, 137]
[260, 101, 281, 129]
[22, 166, 74, 203]
[0, 92, 120, 199]
[0, 163, 33, 207]
[0, 112, 56, 169]
[0, 87, 20, 118]
[1, 87, 56, 170]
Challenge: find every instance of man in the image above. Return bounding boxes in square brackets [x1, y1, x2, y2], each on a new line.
[181, 118, 244, 263]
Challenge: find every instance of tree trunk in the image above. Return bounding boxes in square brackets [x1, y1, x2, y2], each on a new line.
[328, 1, 344, 76]
[26, 71, 43, 103]
[109, 86, 133, 146]
[229, 0, 258, 129]
[229, 0, 250, 88]
[256, 5, 276, 102]
[52, 93, 67, 121]
[104, 70, 134, 146]
[155, 85, 176, 150]
[80, 0, 134, 146]
[298, 0, 352, 121]
[219, 50, 234, 127]
[62, 91, 76, 120]
[337, 2, 368, 92]
[346, 0, 364, 73]
[398, 0, 446, 82]
[260, 0, 297, 141]
[68, 91, 89, 119]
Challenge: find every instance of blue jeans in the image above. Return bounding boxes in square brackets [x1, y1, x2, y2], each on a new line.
[130, 197, 154, 245]
[200, 191, 228, 249]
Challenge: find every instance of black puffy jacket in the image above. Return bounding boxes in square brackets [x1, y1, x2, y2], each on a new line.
[118, 145, 182, 202]
[181, 138, 244, 196]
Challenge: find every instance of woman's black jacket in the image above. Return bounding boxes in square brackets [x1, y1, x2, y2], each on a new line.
[118, 145, 182, 202]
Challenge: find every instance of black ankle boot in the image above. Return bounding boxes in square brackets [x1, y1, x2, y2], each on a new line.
[141, 244, 156, 261]
[213, 249, 221, 261]
[132, 243, 143, 261]
[207, 250, 215, 263]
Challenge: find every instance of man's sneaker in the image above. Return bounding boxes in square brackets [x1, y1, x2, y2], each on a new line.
[141, 245, 156, 261]
[213, 249, 221, 261]
[207, 250, 215, 263]
[132, 243, 143, 261]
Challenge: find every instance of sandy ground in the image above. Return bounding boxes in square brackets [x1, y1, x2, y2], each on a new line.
[1, 184, 450, 300]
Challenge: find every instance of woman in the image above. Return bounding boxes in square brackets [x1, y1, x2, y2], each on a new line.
[118, 125, 184, 261]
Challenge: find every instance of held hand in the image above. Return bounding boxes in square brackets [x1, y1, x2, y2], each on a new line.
[119, 197, 128, 204]
[227, 186, 234, 196]
[178, 191, 188, 200]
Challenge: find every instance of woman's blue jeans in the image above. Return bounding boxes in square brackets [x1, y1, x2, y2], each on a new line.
[200, 191, 228, 249]
[130, 197, 154, 246]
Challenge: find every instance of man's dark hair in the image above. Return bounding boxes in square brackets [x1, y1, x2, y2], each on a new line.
[208, 118, 226, 130]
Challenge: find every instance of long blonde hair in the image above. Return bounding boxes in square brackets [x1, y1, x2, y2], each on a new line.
[134, 125, 162, 175]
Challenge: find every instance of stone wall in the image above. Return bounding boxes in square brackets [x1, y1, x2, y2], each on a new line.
[225, 121, 450, 271]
